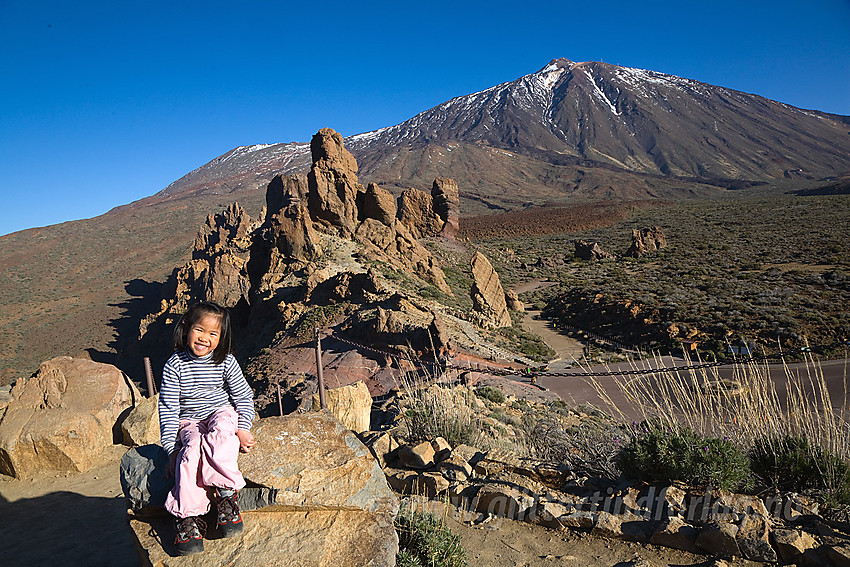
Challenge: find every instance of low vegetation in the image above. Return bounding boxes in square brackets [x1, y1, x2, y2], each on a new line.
[472, 191, 850, 360]
[750, 434, 850, 508]
[399, 372, 484, 448]
[618, 421, 752, 491]
[593, 353, 850, 512]
[395, 505, 467, 567]
[397, 350, 850, 517]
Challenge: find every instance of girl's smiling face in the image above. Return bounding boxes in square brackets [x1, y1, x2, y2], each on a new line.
[187, 314, 222, 357]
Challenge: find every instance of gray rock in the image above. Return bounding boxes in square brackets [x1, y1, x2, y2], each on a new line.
[696, 522, 741, 559]
[238, 487, 281, 511]
[736, 513, 777, 562]
[120, 444, 173, 514]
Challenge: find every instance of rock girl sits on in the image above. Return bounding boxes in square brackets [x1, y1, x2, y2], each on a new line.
[158, 301, 256, 555]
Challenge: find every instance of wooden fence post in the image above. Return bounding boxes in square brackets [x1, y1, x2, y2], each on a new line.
[143, 357, 156, 397]
[315, 328, 326, 410]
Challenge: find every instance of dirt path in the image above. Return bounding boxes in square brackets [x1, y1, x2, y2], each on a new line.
[513, 278, 585, 363]
[0, 445, 139, 566]
[522, 309, 585, 363]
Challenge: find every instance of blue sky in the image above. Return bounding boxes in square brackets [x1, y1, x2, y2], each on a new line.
[1, 0, 849, 236]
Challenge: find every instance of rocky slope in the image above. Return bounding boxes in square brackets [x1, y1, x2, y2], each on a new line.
[134, 128, 528, 414]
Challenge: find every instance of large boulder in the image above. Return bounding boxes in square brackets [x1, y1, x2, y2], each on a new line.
[470, 251, 512, 328]
[264, 174, 322, 264]
[0, 357, 140, 477]
[624, 226, 667, 257]
[129, 509, 398, 567]
[397, 187, 442, 239]
[239, 412, 398, 515]
[128, 412, 399, 565]
[574, 239, 612, 261]
[432, 177, 460, 239]
[311, 380, 373, 433]
[361, 182, 397, 226]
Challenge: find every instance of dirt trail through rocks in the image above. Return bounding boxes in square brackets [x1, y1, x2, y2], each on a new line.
[522, 309, 585, 363]
[512, 278, 585, 364]
[0, 445, 139, 566]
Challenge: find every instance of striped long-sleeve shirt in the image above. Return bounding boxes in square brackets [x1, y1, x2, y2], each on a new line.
[158, 350, 255, 455]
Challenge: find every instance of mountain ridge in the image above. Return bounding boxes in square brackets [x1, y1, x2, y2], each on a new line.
[135, 57, 850, 215]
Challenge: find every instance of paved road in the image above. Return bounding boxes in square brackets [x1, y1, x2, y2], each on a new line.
[514, 300, 849, 421]
[535, 355, 849, 422]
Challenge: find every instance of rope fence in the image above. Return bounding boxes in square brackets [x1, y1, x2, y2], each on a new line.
[316, 328, 849, 380]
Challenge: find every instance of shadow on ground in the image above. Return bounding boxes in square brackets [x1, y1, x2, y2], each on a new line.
[1, 491, 139, 566]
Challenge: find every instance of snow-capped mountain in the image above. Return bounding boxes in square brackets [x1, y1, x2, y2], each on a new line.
[149, 58, 850, 213]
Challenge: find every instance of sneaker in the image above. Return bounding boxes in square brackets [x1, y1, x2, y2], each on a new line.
[214, 488, 244, 537]
[174, 515, 206, 555]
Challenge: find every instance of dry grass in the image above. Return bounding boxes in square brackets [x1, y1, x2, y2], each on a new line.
[396, 370, 486, 448]
[591, 352, 850, 499]
[594, 353, 848, 456]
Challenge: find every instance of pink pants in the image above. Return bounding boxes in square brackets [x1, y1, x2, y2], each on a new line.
[165, 406, 246, 519]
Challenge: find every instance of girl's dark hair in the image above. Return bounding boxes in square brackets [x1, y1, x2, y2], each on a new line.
[173, 301, 233, 364]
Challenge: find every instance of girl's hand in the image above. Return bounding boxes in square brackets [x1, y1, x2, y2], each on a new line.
[236, 428, 256, 453]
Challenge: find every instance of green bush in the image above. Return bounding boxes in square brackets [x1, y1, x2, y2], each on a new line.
[395, 507, 467, 567]
[619, 421, 752, 491]
[750, 435, 819, 490]
[475, 385, 505, 404]
[751, 435, 850, 508]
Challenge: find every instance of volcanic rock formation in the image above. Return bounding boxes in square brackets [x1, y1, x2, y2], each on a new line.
[624, 226, 668, 257]
[470, 251, 512, 328]
[139, 128, 475, 412]
[574, 239, 613, 261]
[307, 128, 363, 237]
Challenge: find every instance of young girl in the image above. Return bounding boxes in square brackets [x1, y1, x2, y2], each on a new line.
[159, 301, 256, 556]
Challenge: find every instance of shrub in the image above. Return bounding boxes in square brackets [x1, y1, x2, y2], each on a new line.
[488, 407, 521, 428]
[751, 435, 850, 508]
[475, 385, 505, 404]
[750, 435, 819, 490]
[619, 421, 752, 491]
[395, 507, 467, 567]
[527, 418, 625, 480]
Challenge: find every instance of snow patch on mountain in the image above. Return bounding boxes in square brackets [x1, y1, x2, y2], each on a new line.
[614, 66, 713, 99]
[580, 68, 620, 116]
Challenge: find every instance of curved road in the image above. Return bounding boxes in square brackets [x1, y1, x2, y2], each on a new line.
[535, 356, 849, 421]
[515, 300, 849, 421]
